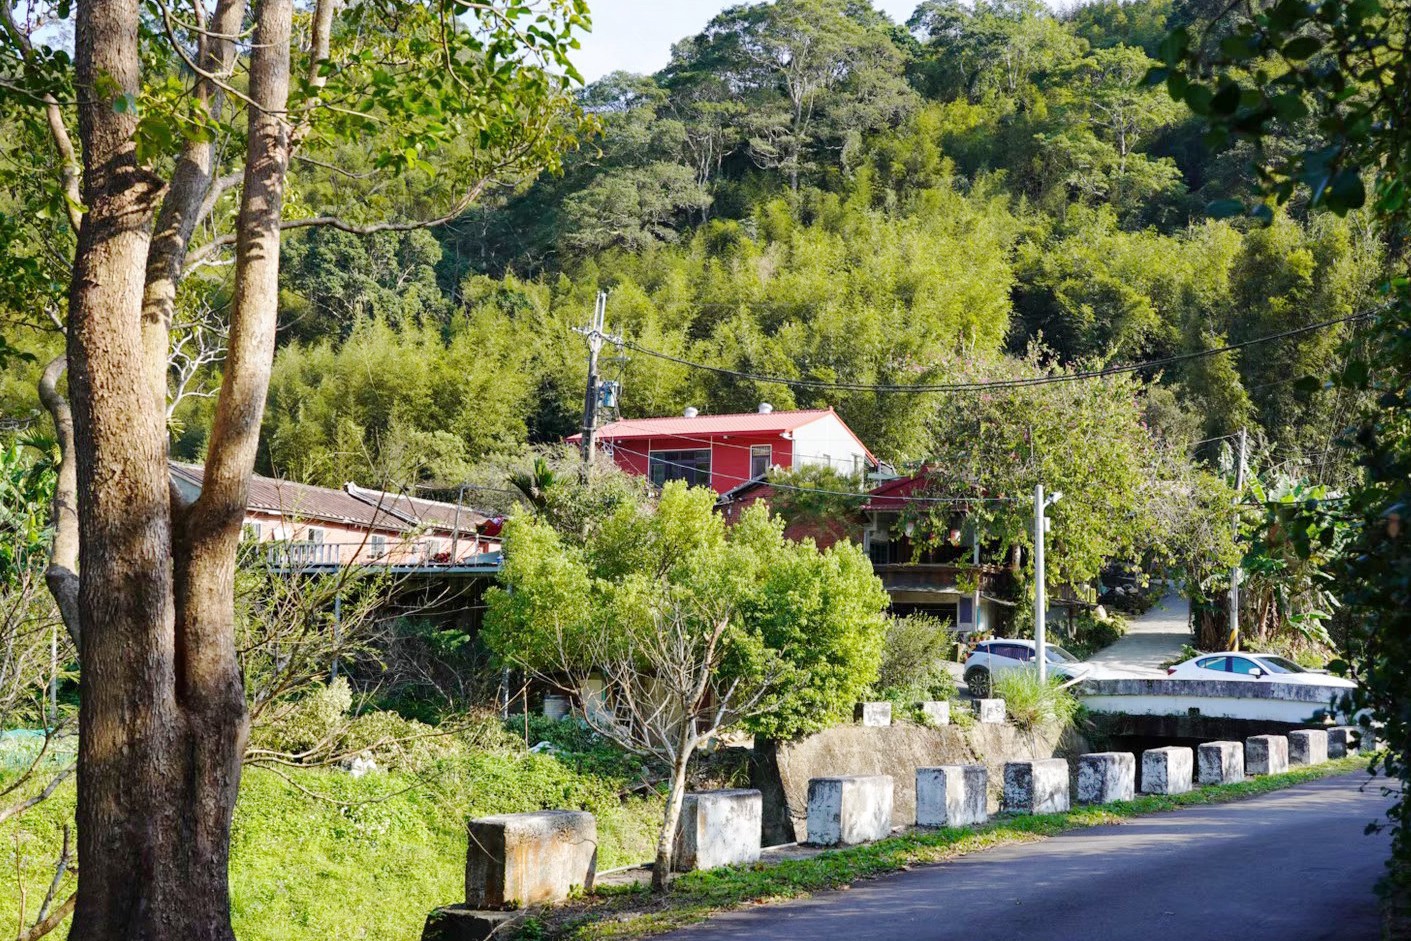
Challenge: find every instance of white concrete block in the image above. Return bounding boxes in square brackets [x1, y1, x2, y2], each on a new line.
[917, 701, 951, 726]
[1141, 746, 1193, 795]
[465, 810, 597, 909]
[1197, 741, 1244, 785]
[673, 789, 762, 872]
[1245, 735, 1289, 776]
[854, 702, 892, 727]
[1288, 729, 1328, 766]
[1076, 752, 1135, 805]
[1327, 726, 1359, 758]
[973, 698, 1006, 724]
[806, 775, 894, 846]
[916, 765, 987, 827]
[1003, 759, 1069, 814]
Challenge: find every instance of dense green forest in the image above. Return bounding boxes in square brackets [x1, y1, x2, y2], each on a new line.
[0, 0, 1384, 492]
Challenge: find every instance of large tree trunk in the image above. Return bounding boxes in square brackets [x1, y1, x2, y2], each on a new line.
[66, 0, 291, 934]
[68, 0, 181, 934]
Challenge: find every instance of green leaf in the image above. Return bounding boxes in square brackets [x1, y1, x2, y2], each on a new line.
[1206, 198, 1244, 218]
[1282, 35, 1323, 60]
[1211, 81, 1241, 116]
[1293, 375, 1324, 394]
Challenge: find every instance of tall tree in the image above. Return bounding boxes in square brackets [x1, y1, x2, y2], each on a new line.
[0, 0, 586, 936]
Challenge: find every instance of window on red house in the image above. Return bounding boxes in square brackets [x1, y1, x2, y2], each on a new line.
[649, 449, 711, 488]
[750, 445, 771, 479]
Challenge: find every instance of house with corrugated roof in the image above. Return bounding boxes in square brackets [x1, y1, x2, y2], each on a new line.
[569, 403, 877, 494]
[169, 462, 502, 571]
[859, 469, 1013, 635]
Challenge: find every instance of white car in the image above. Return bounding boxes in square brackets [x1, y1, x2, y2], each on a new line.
[964, 639, 1093, 698]
[1165, 652, 1356, 689]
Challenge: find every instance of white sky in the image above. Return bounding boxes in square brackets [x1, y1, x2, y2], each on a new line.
[571, 0, 924, 82]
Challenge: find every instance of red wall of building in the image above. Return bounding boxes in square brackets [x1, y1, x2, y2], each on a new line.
[604, 434, 795, 493]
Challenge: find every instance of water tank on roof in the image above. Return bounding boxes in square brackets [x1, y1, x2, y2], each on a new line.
[758, 402, 773, 414]
[683, 406, 699, 418]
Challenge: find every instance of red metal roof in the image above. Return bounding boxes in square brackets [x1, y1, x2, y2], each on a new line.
[571, 408, 838, 440]
[862, 470, 935, 511]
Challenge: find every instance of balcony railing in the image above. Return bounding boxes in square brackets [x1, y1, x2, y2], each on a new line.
[260, 539, 502, 570]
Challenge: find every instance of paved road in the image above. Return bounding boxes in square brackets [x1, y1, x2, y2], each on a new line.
[661, 774, 1391, 941]
[1087, 589, 1192, 676]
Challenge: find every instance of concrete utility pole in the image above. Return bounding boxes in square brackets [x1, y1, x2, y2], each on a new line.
[1227, 427, 1248, 651]
[573, 291, 619, 463]
[1035, 483, 1047, 685]
[1034, 485, 1061, 684]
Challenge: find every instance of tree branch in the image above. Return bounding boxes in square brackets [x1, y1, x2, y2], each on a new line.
[0, 2, 83, 233]
[36, 356, 80, 648]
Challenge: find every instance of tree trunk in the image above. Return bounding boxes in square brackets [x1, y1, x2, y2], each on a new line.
[66, 0, 291, 934]
[651, 734, 695, 891]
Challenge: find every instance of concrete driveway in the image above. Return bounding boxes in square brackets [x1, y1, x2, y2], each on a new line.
[1087, 590, 1192, 677]
[658, 773, 1392, 941]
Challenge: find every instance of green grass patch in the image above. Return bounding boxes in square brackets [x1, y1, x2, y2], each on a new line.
[544, 756, 1372, 941]
[2, 749, 664, 941]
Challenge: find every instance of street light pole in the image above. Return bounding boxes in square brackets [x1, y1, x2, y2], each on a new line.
[1035, 482, 1046, 685]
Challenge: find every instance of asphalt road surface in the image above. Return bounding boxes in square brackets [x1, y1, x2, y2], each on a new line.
[661, 774, 1392, 941]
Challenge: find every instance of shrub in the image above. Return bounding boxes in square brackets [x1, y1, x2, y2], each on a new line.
[1063, 610, 1128, 660]
[872, 614, 959, 705]
[991, 670, 1081, 731]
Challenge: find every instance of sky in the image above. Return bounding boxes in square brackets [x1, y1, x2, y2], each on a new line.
[570, 0, 924, 83]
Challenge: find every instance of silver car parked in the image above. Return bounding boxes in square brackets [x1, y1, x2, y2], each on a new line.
[963, 639, 1092, 698]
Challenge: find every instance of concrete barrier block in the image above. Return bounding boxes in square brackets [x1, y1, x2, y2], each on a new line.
[806, 775, 894, 846]
[973, 698, 1006, 724]
[916, 765, 987, 827]
[673, 789, 762, 872]
[465, 810, 597, 909]
[1141, 746, 1193, 795]
[854, 702, 892, 727]
[1197, 741, 1244, 785]
[422, 907, 523, 941]
[1003, 759, 1069, 814]
[917, 701, 950, 726]
[1076, 752, 1135, 805]
[1288, 729, 1328, 766]
[1245, 735, 1289, 776]
[1327, 726, 1359, 758]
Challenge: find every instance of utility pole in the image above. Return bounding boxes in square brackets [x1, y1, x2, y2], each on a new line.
[1034, 483, 1047, 685]
[1034, 484, 1061, 685]
[1227, 427, 1248, 651]
[573, 291, 620, 464]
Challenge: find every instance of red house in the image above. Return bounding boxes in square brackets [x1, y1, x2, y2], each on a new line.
[570, 404, 876, 494]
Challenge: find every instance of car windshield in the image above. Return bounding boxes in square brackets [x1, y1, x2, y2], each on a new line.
[1045, 646, 1080, 663]
[1254, 655, 1306, 674]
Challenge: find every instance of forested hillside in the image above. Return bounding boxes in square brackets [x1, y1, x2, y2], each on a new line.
[1, 0, 1384, 490]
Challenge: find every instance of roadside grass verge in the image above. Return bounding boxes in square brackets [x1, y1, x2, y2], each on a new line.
[538, 755, 1373, 940]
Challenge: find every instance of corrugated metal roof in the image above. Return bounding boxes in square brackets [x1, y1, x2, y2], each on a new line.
[169, 463, 487, 534]
[572, 408, 837, 440]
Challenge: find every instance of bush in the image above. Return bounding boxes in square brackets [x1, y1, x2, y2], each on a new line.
[991, 670, 1082, 731]
[1063, 610, 1128, 660]
[872, 615, 959, 705]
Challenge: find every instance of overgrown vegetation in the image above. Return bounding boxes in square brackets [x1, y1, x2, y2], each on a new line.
[990, 671, 1083, 731]
[2, 720, 665, 941]
[870, 614, 960, 710]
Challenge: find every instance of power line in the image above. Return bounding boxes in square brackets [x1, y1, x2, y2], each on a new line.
[617, 310, 1379, 394]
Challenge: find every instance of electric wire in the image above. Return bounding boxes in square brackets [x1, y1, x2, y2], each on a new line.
[613, 310, 1379, 394]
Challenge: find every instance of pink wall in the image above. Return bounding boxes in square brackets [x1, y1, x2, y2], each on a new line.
[604, 434, 794, 493]
[241, 510, 497, 565]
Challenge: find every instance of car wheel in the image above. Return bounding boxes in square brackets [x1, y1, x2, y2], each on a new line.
[965, 668, 990, 698]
